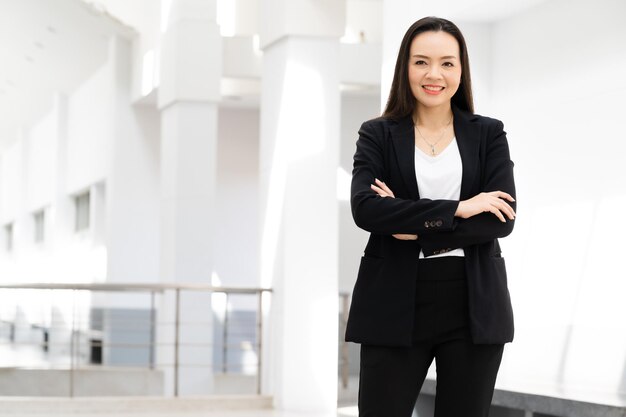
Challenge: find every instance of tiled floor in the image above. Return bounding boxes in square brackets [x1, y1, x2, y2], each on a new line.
[2, 408, 358, 417]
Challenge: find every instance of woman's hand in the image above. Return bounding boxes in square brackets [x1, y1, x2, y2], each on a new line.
[455, 191, 516, 222]
[391, 233, 418, 240]
[370, 179, 418, 240]
[370, 178, 395, 198]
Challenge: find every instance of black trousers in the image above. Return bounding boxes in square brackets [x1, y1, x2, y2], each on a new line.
[358, 256, 504, 417]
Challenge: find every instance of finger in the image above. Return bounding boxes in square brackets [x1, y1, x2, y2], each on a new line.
[489, 204, 506, 223]
[496, 199, 516, 220]
[486, 195, 515, 220]
[492, 199, 515, 220]
[393, 234, 418, 240]
[491, 190, 515, 202]
[375, 179, 395, 198]
[370, 184, 390, 197]
[374, 178, 389, 191]
[371, 184, 387, 195]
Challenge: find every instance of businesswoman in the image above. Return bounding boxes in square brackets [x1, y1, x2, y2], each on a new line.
[345, 17, 517, 417]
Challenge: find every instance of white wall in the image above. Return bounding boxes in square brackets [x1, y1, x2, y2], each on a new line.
[457, 21, 493, 114]
[490, 0, 626, 394]
[25, 111, 56, 212]
[66, 64, 113, 194]
[214, 107, 261, 288]
[0, 142, 21, 224]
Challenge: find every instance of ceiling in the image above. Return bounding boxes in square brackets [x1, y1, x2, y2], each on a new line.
[0, 0, 552, 151]
[421, 0, 551, 22]
[0, 0, 133, 150]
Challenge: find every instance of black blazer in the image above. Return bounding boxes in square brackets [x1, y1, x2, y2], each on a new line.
[345, 104, 517, 346]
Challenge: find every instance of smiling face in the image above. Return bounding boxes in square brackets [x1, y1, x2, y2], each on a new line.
[408, 30, 462, 111]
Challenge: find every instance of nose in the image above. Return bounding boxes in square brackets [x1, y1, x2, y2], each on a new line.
[427, 65, 443, 79]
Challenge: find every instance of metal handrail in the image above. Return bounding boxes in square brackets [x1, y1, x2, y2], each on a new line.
[0, 282, 272, 293]
[0, 283, 272, 397]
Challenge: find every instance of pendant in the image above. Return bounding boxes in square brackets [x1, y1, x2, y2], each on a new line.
[430, 145, 436, 156]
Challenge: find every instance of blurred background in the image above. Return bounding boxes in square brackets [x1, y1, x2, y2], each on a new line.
[0, 0, 625, 416]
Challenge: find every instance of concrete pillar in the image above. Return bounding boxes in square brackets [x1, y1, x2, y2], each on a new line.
[107, 35, 160, 286]
[157, 0, 221, 396]
[259, 0, 344, 412]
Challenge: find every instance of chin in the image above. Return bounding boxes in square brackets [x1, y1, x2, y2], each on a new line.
[417, 97, 451, 108]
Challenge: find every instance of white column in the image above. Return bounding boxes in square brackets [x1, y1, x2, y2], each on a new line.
[51, 94, 72, 248]
[107, 35, 161, 286]
[259, 0, 344, 412]
[158, 0, 221, 396]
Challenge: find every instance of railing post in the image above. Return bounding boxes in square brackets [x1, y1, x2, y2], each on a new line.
[341, 293, 350, 389]
[222, 292, 229, 374]
[174, 288, 180, 397]
[149, 290, 155, 370]
[256, 291, 263, 395]
[70, 289, 76, 398]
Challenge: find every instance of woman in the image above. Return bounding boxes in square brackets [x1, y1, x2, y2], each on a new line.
[345, 17, 517, 417]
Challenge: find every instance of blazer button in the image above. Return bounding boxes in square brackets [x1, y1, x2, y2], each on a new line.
[429, 220, 436, 227]
[424, 221, 430, 228]
[435, 220, 443, 227]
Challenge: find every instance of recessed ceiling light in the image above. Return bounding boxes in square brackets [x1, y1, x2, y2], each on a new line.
[5, 80, 14, 87]
[34, 41, 44, 49]
[0, 89, 6, 95]
[47, 25, 57, 34]
[25, 55, 34, 63]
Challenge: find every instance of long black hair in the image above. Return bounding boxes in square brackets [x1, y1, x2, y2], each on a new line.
[382, 16, 474, 119]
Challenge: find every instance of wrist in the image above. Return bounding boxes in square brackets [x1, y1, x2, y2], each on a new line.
[454, 201, 465, 218]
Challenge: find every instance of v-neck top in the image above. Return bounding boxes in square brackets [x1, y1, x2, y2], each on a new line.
[415, 137, 465, 258]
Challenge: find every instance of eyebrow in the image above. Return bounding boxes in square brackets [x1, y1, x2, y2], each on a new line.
[412, 54, 458, 60]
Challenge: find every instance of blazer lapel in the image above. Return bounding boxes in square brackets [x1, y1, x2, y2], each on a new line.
[390, 116, 420, 200]
[452, 104, 481, 200]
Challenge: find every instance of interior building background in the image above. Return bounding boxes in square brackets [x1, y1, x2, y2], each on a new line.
[0, 0, 625, 416]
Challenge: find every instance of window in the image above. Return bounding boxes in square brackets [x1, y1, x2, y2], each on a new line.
[75, 191, 90, 232]
[34, 210, 45, 243]
[4, 223, 13, 251]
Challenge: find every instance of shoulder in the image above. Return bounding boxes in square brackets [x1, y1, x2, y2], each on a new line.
[359, 116, 404, 139]
[360, 116, 396, 131]
[357, 117, 394, 145]
[469, 112, 504, 130]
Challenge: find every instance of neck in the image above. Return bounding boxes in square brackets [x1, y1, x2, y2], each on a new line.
[414, 102, 453, 129]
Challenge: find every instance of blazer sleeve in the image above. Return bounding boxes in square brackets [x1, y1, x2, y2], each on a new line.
[418, 120, 516, 255]
[351, 120, 460, 235]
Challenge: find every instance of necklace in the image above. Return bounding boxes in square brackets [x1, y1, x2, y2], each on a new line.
[413, 116, 453, 156]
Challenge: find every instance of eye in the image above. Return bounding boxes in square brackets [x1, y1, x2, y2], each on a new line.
[443, 62, 454, 67]
[414, 60, 427, 65]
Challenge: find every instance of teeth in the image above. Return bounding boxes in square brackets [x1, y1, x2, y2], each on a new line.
[423, 86, 444, 91]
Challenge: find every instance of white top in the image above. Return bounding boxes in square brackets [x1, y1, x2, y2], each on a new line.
[415, 137, 465, 258]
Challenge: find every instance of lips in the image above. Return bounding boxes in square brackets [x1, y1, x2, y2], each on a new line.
[422, 85, 445, 95]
